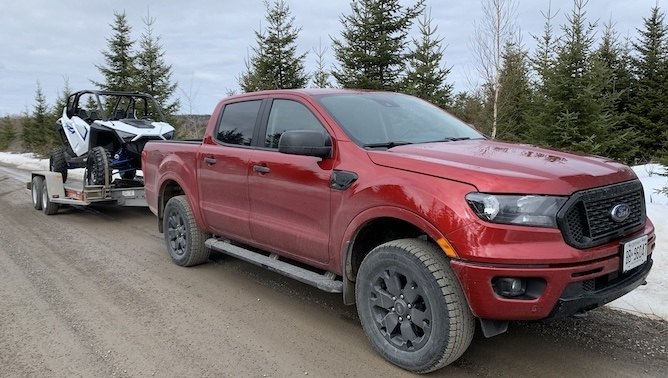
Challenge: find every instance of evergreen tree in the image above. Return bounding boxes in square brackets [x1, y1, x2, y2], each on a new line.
[0, 116, 16, 151]
[629, 6, 668, 161]
[240, 0, 308, 92]
[23, 83, 58, 153]
[402, 9, 453, 109]
[496, 41, 533, 141]
[596, 22, 639, 160]
[135, 12, 180, 115]
[93, 11, 137, 91]
[51, 79, 72, 121]
[311, 39, 332, 88]
[332, 0, 425, 90]
[529, 0, 631, 160]
[449, 91, 489, 131]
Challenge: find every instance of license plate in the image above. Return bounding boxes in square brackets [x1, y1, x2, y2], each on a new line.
[621, 235, 648, 273]
[121, 190, 136, 197]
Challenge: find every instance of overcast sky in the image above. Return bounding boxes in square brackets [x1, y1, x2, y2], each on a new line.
[0, 0, 666, 115]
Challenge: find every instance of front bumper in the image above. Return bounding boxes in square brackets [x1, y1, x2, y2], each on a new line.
[449, 231, 655, 321]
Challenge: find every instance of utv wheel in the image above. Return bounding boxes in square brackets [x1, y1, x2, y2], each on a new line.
[49, 146, 68, 183]
[41, 180, 59, 215]
[163, 195, 210, 266]
[86, 146, 111, 186]
[31, 176, 44, 210]
[356, 239, 475, 374]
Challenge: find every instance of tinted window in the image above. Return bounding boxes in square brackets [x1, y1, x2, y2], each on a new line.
[316, 93, 483, 146]
[216, 100, 262, 146]
[265, 99, 325, 148]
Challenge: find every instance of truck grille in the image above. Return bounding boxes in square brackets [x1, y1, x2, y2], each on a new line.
[558, 180, 645, 249]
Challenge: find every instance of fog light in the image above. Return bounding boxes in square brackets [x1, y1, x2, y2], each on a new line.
[493, 277, 527, 297]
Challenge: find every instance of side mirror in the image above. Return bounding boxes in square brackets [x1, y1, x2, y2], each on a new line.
[278, 130, 332, 159]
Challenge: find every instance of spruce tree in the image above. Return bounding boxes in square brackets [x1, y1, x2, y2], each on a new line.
[240, 0, 308, 92]
[332, 0, 425, 90]
[311, 39, 332, 88]
[629, 6, 668, 161]
[496, 41, 533, 141]
[51, 80, 72, 121]
[402, 9, 453, 109]
[135, 12, 180, 115]
[23, 83, 57, 153]
[0, 116, 16, 151]
[93, 11, 137, 91]
[529, 0, 631, 160]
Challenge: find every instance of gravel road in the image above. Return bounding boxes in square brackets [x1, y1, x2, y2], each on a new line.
[0, 165, 666, 377]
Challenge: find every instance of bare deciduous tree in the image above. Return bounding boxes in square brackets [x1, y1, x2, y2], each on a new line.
[471, 0, 518, 139]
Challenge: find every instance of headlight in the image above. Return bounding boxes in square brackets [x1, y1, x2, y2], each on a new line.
[465, 193, 567, 228]
[162, 130, 175, 140]
[116, 130, 137, 141]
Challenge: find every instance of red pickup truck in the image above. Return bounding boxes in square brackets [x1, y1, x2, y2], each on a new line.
[142, 89, 655, 373]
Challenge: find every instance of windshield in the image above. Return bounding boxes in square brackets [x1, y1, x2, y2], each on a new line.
[316, 92, 484, 147]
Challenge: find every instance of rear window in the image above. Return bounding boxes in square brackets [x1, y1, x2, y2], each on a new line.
[215, 100, 262, 146]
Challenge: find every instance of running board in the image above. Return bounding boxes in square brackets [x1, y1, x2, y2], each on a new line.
[205, 239, 343, 293]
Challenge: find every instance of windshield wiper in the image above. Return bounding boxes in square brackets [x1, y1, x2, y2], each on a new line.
[363, 141, 414, 149]
[440, 137, 473, 142]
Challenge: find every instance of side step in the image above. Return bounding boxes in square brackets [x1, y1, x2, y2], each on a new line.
[205, 239, 343, 293]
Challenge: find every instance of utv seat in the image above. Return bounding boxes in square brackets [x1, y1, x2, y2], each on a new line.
[114, 109, 127, 119]
[77, 109, 89, 119]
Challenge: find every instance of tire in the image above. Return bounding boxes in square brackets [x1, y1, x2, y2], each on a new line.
[163, 195, 210, 266]
[120, 169, 136, 180]
[31, 176, 43, 210]
[41, 180, 59, 215]
[49, 146, 68, 183]
[355, 239, 475, 374]
[86, 146, 111, 186]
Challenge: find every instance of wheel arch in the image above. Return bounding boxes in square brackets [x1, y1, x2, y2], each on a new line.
[340, 207, 454, 305]
[157, 177, 203, 233]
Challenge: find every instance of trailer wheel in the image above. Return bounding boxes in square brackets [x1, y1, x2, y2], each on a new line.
[163, 195, 210, 266]
[31, 176, 44, 210]
[355, 239, 474, 373]
[86, 146, 111, 186]
[41, 180, 59, 215]
[49, 146, 68, 183]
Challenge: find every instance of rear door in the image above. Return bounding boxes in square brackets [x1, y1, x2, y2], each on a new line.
[198, 99, 264, 242]
[248, 97, 333, 265]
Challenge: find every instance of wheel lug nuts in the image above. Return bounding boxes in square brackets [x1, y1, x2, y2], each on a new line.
[400, 294, 404, 299]
[408, 304, 412, 308]
[391, 308, 395, 312]
[407, 315, 411, 320]
[392, 296, 396, 300]
[399, 316, 403, 321]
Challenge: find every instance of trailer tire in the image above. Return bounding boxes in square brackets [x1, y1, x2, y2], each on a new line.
[41, 180, 59, 215]
[31, 176, 44, 210]
[49, 146, 68, 183]
[355, 238, 474, 373]
[163, 195, 210, 266]
[86, 146, 111, 186]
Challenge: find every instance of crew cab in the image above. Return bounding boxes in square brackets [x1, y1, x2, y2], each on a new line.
[142, 89, 655, 373]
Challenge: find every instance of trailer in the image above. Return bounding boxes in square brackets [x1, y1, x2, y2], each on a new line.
[27, 171, 146, 215]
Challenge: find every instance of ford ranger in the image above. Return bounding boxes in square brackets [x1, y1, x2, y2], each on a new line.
[142, 89, 655, 373]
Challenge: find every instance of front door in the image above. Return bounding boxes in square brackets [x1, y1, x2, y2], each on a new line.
[248, 98, 333, 265]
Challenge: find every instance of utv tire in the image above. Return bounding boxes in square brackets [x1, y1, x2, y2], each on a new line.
[163, 195, 210, 266]
[31, 176, 44, 210]
[355, 239, 475, 374]
[49, 146, 68, 183]
[41, 179, 59, 215]
[86, 146, 111, 186]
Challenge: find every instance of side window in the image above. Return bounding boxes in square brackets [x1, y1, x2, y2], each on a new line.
[265, 99, 325, 148]
[216, 100, 262, 146]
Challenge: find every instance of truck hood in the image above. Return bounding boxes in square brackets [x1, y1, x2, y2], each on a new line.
[367, 140, 637, 195]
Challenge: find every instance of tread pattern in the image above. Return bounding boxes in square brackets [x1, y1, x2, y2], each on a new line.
[164, 195, 210, 266]
[87, 147, 110, 186]
[358, 238, 475, 373]
[50, 146, 68, 183]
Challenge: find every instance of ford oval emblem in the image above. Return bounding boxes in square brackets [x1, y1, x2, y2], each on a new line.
[610, 203, 631, 222]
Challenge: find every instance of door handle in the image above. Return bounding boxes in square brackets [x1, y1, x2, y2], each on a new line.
[253, 165, 270, 174]
[204, 157, 217, 165]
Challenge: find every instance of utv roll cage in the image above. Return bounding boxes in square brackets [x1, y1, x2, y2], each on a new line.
[65, 90, 166, 124]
